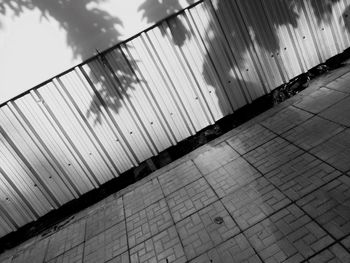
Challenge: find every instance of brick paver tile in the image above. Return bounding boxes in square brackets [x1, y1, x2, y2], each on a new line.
[222, 177, 290, 230]
[320, 96, 350, 127]
[86, 197, 124, 240]
[308, 244, 350, 263]
[124, 179, 164, 217]
[281, 116, 344, 150]
[205, 157, 261, 198]
[166, 178, 217, 222]
[105, 252, 129, 263]
[127, 199, 173, 248]
[341, 235, 350, 250]
[311, 129, 350, 172]
[11, 238, 49, 263]
[226, 124, 277, 154]
[327, 72, 350, 93]
[193, 143, 239, 175]
[243, 137, 304, 174]
[293, 87, 346, 113]
[266, 153, 341, 201]
[47, 243, 83, 263]
[130, 226, 186, 263]
[158, 161, 202, 196]
[45, 219, 86, 261]
[84, 221, 127, 263]
[261, 106, 313, 134]
[190, 234, 261, 263]
[177, 201, 240, 260]
[297, 175, 350, 239]
[245, 204, 334, 262]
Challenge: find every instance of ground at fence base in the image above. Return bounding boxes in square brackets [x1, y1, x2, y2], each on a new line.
[1, 54, 350, 263]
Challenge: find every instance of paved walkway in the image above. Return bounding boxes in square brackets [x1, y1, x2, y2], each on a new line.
[1, 66, 350, 262]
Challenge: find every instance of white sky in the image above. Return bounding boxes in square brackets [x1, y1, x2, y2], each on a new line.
[0, 0, 194, 104]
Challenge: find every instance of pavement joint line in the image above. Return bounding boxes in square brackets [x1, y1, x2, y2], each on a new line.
[41, 237, 51, 263]
[299, 240, 341, 263]
[157, 177, 189, 262]
[261, 121, 347, 176]
[257, 153, 350, 260]
[46, 242, 84, 263]
[224, 129, 350, 257]
[121, 195, 132, 263]
[224, 123, 279, 156]
[308, 67, 350, 89]
[83, 210, 90, 242]
[320, 85, 350, 92]
[259, 105, 316, 133]
[340, 234, 350, 253]
[158, 164, 205, 197]
[322, 68, 350, 86]
[193, 160, 266, 263]
[122, 166, 209, 219]
[240, 139, 306, 175]
[238, 142, 345, 206]
[121, 176, 195, 254]
[82, 205, 126, 244]
[316, 113, 350, 129]
[113, 157, 191, 200]
[292, 90, 350, 117]
[295, 107, 350, 130]
[79, 216, 87, 263]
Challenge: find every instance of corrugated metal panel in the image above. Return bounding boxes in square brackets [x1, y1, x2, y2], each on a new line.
[1, 0, 349, 237]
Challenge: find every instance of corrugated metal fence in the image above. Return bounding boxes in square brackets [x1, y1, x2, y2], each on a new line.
[1, 0, 350, 237]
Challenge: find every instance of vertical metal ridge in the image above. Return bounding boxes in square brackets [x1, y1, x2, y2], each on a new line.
[7, 101, 81, 198]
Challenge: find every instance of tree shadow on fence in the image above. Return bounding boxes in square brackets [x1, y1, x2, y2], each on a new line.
[202, 0, 344, 114]
[0, 0, 348, 124]
[138, 0, 192, 47]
